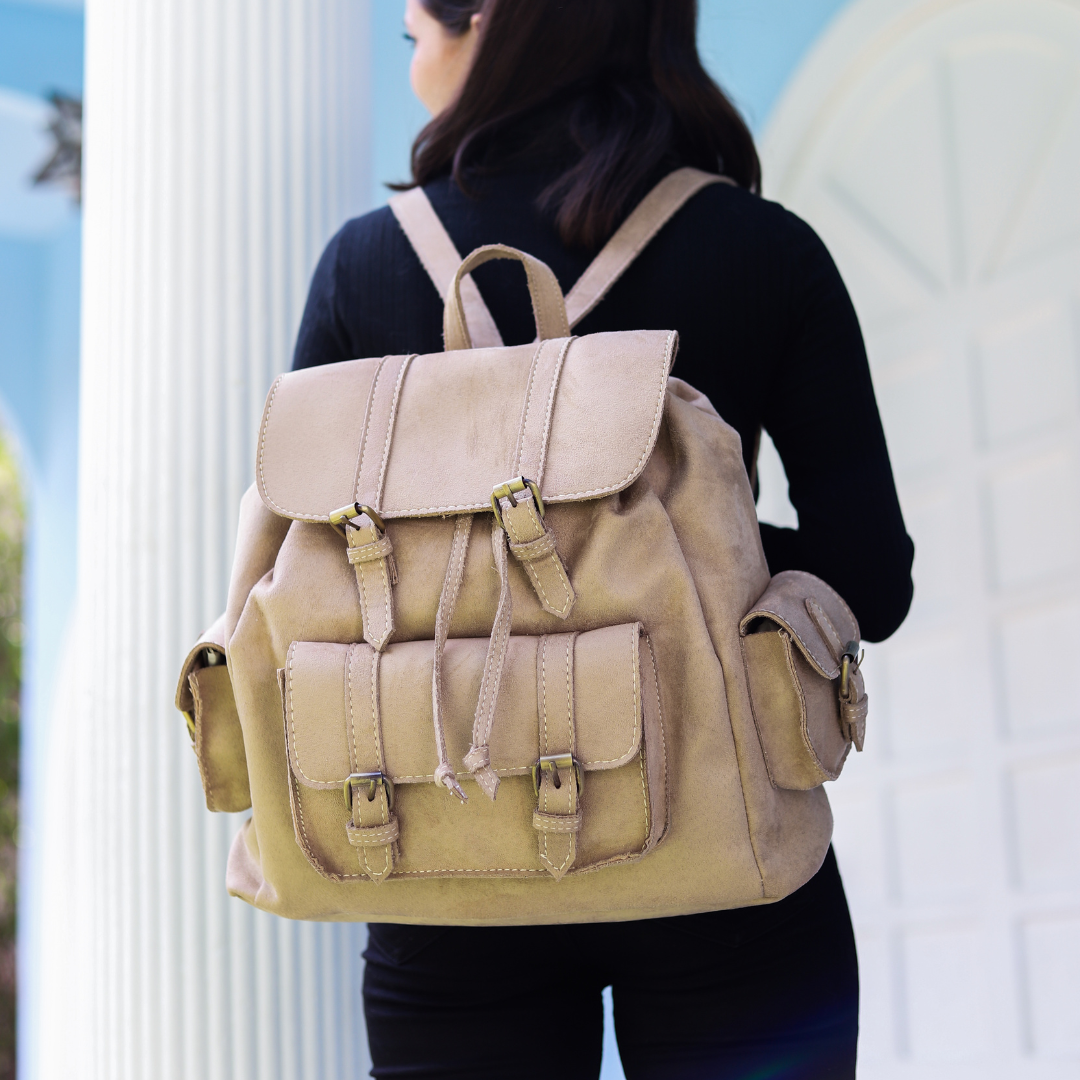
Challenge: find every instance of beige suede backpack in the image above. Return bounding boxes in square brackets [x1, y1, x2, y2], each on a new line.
[175, 167, 868, 925]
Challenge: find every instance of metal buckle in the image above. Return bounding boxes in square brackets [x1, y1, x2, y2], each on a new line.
[531, 754, 583, 798]
[839, 640, 862, 699]
[490, 477, 544, 531]
[329, 502, 386, 538]
[343, 772, 395, 812]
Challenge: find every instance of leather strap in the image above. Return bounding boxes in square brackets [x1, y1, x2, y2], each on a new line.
[534, 632, 581, 881]
[503, 335, 576, 617]
[389, 189, 504, 349]
[394, 169, 732, 352]
[503, 492, 574, 619]
[806, 598, 868, 753]
[841, 675, 868, 753]
[347, 353, 413, 651]
[345, 645, 398, 883]
[563, 167, 734, 328]
[513, 336, 573, 487]
[444, 245, 570, 351]
[353, 353, 413, 510]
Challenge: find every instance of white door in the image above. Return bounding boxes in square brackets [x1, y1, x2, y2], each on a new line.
[760, 1, 1080, 1076]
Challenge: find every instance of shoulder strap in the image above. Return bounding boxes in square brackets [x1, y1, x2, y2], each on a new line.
[389, 167, 734, 346]
[388, 189, 505, 349]
[563, 167, 734, 329]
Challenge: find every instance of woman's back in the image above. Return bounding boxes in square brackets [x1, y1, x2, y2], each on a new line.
[290, 3, 915, 1074]
[295, 170, 913, 641]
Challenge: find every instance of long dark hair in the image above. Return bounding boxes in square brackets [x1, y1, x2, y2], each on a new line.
[407, 0, 759, 249]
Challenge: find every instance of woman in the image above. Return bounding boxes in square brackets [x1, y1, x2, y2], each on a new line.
[294, 1, 914, 1076]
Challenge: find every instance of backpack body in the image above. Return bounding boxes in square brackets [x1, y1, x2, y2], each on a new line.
[176, 172, 866, 924]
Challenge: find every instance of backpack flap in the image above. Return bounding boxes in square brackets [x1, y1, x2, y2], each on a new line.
[739, 571, 867, 790]
[281, 622, 666, 883]
[255, 331, 677, 524]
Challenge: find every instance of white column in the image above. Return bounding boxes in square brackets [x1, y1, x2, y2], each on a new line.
[34, 2, 373, 1077]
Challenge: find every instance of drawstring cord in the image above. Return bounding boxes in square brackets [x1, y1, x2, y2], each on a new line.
[430, 514, 473, 802]
[463, 520, 515, 800]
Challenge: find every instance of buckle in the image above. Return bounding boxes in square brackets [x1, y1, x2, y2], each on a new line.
[839, 640, 862, 699]
[329, 502, 386, 538]
[343, 772, 395, 812]
[490, 477, 544, 531]
[531, 754, 583, 798]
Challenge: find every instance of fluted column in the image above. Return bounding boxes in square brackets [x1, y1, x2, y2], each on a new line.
[34, 2, 373, 1077]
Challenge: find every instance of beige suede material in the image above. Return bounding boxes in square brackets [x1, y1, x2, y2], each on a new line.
[285, 625, 645, 787]
[175, 615, 250, 813]
[255, 332, 675, 523]
[174, 177, 870, 922]
[282, 625, 657, 882]
[388, 188, 505, 349]
[187, 665, 250, 813]
[443, 246, 570, 351]
[198, 370, 842, 922]
[739, 570, 864, 791]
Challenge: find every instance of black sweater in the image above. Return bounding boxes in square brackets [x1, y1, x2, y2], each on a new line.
[293, 171, 914, 642]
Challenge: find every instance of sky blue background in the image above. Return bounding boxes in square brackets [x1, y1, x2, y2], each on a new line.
[0, 2, 851, 1077]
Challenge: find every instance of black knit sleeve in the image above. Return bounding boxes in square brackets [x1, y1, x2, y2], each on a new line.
[758, 212, 913, 642]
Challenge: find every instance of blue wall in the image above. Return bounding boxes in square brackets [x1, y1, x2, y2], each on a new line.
[0, 1, 83, 100]
[0, 6, 85, 1079]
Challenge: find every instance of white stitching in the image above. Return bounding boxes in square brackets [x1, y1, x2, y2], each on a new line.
[370, 651, 392, 879]
[394, 868, 546, 876]
[575, 623, 642, 767]
[373, 354, 415, 509]
[513, 341, 546, 476]
[534, 337, 573, 485]
[556, 634, 578, 874]
[256, 374, 285, 507]
[645, 633, 668, 845]
[346, 645, 358, 774]
[285, 642, 325, 785]
[378, 546, 392, 645]
[353, 355, 390, 503]
[564, 635, 574, 753]
[639, 747, 650, 840]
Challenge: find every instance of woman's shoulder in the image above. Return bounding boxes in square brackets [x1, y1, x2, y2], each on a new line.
[328, 203, 412, 270]
[680, 180, 830, 262]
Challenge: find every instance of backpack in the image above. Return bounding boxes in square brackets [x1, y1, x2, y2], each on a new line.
[175, 167, 868, 924]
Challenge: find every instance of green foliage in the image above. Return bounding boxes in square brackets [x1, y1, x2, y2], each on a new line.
[0, 434, 23, 1078]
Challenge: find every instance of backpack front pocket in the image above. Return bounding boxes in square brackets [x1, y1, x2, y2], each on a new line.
[281, 623, 667, 883]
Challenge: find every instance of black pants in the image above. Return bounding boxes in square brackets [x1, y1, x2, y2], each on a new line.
[363, 847, 858, 1079]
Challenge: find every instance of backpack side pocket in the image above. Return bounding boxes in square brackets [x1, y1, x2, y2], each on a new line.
[740, 571, 867, 790]
[175, 618, 251, 812]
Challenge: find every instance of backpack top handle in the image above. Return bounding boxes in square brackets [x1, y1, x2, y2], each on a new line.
[443, 244, 570, 351]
